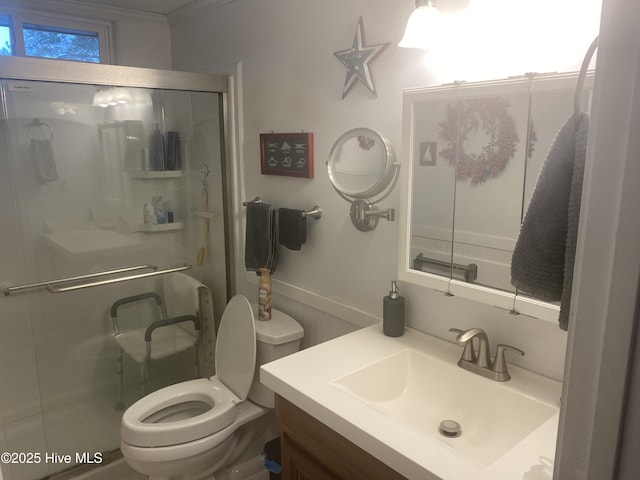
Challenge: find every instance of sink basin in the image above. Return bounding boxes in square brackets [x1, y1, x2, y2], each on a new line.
[331, 349, 557, 467]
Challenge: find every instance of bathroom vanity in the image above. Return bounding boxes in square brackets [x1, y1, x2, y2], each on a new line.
[262, 325, 561, 480]
[276, 395, 406, 480]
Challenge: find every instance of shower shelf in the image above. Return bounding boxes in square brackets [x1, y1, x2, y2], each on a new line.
[127, 170, 182, 179]
[134, 222, 184, 232]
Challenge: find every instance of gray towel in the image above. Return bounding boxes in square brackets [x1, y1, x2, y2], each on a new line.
[244, 202, 278, 274]
[278, 208, 307, 250]
[31, 138, 58, 184]
[511, 112, 589, 330]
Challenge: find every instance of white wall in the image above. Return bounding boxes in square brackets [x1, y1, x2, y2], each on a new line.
[169, 0, 601, 381]
[112, 13, 171, 69]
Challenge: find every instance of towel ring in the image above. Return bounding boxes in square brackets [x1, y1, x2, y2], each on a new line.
[27, 119, 54, 141]
[574, 37, 598, 117]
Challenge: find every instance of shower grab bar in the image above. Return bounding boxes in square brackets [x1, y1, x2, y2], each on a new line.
[3, 264, 158, 296]
[47, 264, 192, 294]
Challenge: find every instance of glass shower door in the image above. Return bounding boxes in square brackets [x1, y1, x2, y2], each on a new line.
[0, 75, 227, 480]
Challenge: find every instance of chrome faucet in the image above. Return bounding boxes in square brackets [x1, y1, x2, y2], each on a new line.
[448, 327, 524, 382]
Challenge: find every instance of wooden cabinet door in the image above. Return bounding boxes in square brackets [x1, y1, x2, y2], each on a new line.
[276, 395, 407, 480]
[282, 434, 339, 480]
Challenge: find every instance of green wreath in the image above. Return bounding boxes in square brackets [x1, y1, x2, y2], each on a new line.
[439, 97, 522, 186]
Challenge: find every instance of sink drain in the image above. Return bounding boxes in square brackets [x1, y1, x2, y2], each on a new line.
[439, 419, 462, 438]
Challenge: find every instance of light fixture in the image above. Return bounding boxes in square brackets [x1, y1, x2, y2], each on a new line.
[399, 0, 442, 50]
[92, 87, 152, 108]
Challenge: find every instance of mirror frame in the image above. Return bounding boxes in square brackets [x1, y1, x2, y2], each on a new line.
[327, 127, 396, 200]
[327, 127, 400, 232]
[398, 73, 594, 324]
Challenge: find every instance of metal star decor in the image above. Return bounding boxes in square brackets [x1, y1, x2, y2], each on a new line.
[334, 17, 389, 98]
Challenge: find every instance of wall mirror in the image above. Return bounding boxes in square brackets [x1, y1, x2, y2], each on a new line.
[327, 128, 399, 231]
[398, 73, 593, 322]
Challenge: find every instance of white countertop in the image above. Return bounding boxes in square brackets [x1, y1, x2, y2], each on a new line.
[261, 324, 560, 480]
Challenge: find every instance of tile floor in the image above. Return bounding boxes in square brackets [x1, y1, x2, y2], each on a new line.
[49, 454, 144, 480]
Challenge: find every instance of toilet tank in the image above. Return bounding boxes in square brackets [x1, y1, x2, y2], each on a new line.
[249, 307, 304, 408]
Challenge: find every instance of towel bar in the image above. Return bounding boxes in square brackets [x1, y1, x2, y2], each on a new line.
[242, 197, 262, 206]
[242, 197, 322, 219]
[301, 206, 322, 219]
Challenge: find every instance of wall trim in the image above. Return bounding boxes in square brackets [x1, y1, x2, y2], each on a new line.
[245, 274, 379, 329]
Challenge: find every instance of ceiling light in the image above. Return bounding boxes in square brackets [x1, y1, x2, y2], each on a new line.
[399, 0, 442, 50]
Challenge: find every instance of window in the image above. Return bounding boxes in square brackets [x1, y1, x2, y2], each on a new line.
[23, 23, 100, 63]
[1, 14, 11, 55]
[0, 10, 111, 63]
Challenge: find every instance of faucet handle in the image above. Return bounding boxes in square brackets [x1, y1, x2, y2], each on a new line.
[492, 344, 525, 381]
[448, 328, 476, 362]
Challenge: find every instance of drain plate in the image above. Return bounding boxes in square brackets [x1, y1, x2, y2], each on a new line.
[439, 419, 462, 438]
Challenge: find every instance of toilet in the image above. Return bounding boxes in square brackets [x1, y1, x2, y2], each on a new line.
[120, 294, 304, 480]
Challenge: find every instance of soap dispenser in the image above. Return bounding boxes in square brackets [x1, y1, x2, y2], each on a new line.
[383, 280, 405, 337]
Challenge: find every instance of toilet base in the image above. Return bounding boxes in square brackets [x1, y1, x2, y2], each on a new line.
[124, 407, 274, 480]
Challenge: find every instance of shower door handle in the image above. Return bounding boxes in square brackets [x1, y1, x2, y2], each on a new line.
[46, 264, 192, 293]
[3, 264, 158, 296]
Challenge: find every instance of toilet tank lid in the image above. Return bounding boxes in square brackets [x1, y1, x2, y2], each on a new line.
[253, 307, 304, 345]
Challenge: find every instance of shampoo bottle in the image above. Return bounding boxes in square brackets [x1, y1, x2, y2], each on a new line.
[149, 123, 165, 171]
[383, 280, 405, 337]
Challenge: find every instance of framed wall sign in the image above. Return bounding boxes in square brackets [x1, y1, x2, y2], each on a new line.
[260, 132, 314, 178]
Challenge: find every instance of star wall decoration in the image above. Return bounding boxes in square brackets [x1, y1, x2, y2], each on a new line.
[334, 17, 390, 99]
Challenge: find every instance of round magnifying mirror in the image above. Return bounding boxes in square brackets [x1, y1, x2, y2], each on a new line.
[327, 128, 396, 200]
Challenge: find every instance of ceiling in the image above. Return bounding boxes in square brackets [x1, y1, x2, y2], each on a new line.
[69, 0, 197, 15]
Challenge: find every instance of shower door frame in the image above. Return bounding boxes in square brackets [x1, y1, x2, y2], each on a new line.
[0, 55, 236, 301]
[0, 55, 237, 479]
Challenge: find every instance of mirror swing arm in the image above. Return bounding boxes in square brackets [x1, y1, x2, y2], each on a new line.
[344, 174, 399, 232]
[327, 128, 400, 232]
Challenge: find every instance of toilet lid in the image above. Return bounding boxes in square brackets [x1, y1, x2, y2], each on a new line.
[215, 294, 256, 401]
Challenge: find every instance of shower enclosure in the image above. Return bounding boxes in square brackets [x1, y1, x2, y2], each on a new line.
[0, 57, 233, 480]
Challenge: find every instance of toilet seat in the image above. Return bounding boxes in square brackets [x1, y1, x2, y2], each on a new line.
[121, 295, 257, 448]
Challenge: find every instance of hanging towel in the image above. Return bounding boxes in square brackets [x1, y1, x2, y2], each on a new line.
[245, 202, 278, 273]
[30, 138, 58, 184]
[278, 208, 307, 250]
[163, 272, 216, 355]
[511, 112, 590, 331]
[163, 272, 203, 318]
